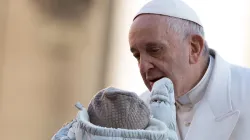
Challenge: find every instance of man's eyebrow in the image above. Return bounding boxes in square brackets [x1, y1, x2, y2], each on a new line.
[145, 42, 158, 47]
[130, 42, 165, 52]
[145, 42, 165, 47]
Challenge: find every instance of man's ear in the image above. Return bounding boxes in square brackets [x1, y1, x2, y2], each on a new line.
[189, 34, 204, 64]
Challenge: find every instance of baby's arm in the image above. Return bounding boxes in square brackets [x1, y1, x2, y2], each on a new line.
[51, 103, 89, 140]
[149, 78, 177, 136]
[51, 120, 77, 140]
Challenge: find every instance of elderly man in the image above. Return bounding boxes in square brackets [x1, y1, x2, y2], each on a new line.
[52, 0, 250, 140]
[131, 0, 250, 140]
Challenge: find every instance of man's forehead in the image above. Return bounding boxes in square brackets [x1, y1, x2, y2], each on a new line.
[130, 14, 167, 32]
[129, 15, 169, 45]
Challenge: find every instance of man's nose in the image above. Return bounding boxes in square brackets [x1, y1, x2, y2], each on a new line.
[139, 57, 154, 73]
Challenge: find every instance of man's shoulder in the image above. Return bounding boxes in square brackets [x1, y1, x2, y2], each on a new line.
[230, 64, 250, 84]
[228, 64, 250, 109]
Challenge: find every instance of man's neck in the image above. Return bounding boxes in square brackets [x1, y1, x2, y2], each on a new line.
[176, 56, 210, 98]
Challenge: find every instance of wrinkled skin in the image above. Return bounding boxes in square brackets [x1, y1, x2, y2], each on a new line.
[129, 14, 207, 97]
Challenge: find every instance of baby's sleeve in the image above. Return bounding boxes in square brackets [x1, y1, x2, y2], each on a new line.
[51, 102, 89, 140]
[51, 120, 77, 140]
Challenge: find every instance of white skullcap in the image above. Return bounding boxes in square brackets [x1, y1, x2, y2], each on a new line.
[134, 0, 202, 26]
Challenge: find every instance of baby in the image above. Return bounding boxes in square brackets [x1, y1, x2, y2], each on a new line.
[52, 78, 177, 140]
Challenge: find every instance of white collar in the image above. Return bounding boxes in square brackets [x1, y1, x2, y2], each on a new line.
[176, 55, 215, 109]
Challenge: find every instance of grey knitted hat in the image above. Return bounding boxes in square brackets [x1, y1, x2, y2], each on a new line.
[87, 87, 150, 129]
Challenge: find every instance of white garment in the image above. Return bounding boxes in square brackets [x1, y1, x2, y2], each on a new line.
[139, 49, 250, 140]
[176, 55, 214, 140]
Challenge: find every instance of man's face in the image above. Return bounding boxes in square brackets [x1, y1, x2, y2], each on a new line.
[129, 15, 191, 92]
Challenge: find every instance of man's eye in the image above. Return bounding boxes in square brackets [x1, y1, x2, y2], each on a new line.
[150, 47, 160, 53]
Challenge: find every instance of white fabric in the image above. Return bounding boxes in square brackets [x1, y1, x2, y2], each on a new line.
[68, 112, 170, 140]
[52, 78, 178, 140]
[139, 49, 250, 140]
[176, 55, 214, 105]
[134, 0, 202, 26]
[176, 55, 214, 140]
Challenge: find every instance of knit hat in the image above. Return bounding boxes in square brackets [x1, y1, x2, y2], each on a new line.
[87, 87, 150, 129]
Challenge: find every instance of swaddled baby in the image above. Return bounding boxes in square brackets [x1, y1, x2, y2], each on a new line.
[52, 78, 177, 140]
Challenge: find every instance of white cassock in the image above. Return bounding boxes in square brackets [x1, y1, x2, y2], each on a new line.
[140, 49, 250, 140]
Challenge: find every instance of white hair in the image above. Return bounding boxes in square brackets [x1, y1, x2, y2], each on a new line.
[164, 16, 209, 55]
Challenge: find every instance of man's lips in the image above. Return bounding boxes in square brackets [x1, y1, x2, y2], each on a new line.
[148, 77, 164, 88]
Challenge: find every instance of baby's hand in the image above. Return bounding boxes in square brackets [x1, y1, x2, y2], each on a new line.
[150, 78, 175, 105]
[150, 78, 177, 136]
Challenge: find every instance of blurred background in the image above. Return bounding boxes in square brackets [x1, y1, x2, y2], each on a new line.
[0, 0, 249, 139]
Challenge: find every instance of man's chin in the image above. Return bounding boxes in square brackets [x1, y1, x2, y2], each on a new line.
[147, 84, 153, 92]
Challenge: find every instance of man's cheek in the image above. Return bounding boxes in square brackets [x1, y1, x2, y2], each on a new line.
[152, 60, 169, 74]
